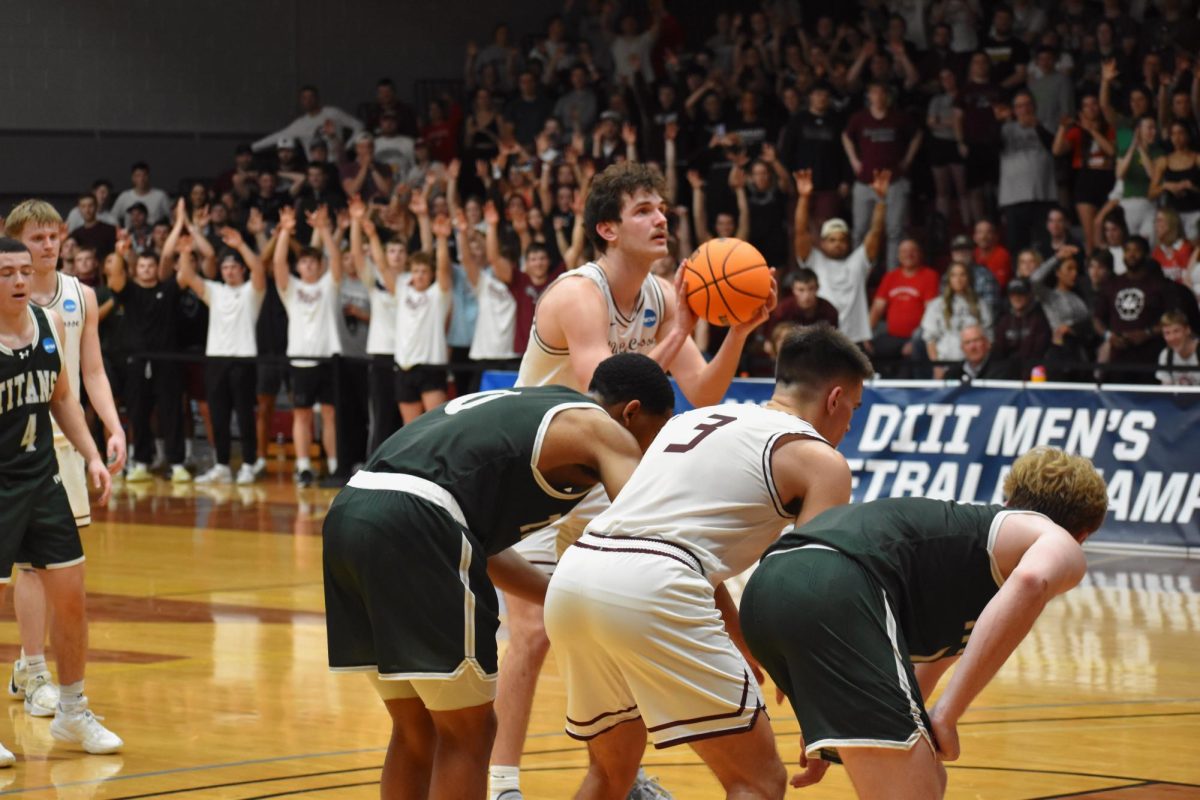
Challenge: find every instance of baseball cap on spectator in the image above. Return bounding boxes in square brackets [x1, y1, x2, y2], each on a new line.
[1007, 277, 1031, 295]
[820, 218, 849, 238]
[277, 137, 296, 150]
[600, 110, 622, 123]
[951, 234, 973, 251]
[310, 137, 329, 154]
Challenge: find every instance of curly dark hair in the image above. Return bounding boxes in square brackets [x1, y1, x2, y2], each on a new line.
[584, 162, 667, 254]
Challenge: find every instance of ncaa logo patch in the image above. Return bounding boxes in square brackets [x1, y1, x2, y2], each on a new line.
[63, 298, 78, 313]
[42, 337, 57, 355]
[643, 308, 658, 327]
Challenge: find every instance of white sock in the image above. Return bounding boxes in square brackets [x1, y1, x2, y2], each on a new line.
[58, 680, 84, 712]
[488, 765, 520, 798]
[155, 438, 166, 461]
[24, 655, 47, 676]
[296, 456, 312, 472]
[327, 457, 338, 475]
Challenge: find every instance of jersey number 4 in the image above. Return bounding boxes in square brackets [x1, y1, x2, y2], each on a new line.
[664, 413, 736, 453]
[20, 414, 37, 453]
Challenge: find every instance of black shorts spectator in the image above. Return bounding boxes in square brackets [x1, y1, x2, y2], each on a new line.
[394, 365, 448, 403]
[292, 363, 336, 407]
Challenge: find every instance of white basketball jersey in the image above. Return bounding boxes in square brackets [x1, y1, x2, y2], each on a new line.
[38, 274, 85, 442]
[585, 403, 829, 585]
[393, 278, 450, 369]
[469, 267, 518, 361]
[516, 262, 665, 390]
[282, 271, 342, 361]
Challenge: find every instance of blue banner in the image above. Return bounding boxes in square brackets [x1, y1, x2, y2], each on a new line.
[481, 372, 1200, 549]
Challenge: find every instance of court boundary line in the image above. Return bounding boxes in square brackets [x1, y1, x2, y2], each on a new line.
[1022, 780, 1156, 799]
[0, 748, 385, 796]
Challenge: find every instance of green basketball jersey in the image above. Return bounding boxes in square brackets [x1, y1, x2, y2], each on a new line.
[365, 386, 601, 555]
[768, 498, 1008, 661]
[0, 306, 62, 479]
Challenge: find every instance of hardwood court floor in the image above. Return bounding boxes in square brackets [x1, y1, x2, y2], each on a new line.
[0, 475, 1197, 799]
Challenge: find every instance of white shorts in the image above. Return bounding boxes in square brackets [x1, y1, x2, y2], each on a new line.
[544, 532, 764, 748]
[55, 441, 90, 528]
[511, 484, 609, 574]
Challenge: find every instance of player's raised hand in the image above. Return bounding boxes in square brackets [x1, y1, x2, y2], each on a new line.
[790, 736, 829, 788]
[88, 454, 112, 506]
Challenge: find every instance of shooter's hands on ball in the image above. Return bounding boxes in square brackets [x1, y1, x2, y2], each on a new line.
[671, 262, 698, 336]
[730, 267, 777, 337]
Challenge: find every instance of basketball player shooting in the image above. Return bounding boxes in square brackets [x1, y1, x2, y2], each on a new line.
[490, 162, 777, 800]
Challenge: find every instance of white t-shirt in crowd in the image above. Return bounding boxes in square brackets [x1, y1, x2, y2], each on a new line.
[1157, 345, 1200, 386]
[203, 280, 265, 357]
[111, 187, 172, 227]
[802, 244, 873, 342]
[394, 275, 450, 369]
[365, 265, 397, 356]
[282, 270, 342, 364]
[469, 267, 518, 361]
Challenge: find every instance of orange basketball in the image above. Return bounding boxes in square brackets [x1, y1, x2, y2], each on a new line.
[682, 238, 772, 326]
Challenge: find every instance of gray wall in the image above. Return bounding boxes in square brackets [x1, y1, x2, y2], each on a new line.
[0, 0, 559, 197]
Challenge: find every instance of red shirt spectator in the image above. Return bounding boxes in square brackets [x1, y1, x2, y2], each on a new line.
[420, 101, 461, 165]
[973, 220, 1012, 288]
[1152, 237, 1194, 284]
[874, 264, 940, 338]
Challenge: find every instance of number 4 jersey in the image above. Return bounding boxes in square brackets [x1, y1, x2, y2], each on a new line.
[585, 403, 829, 585]
[0, 306, 62, 478]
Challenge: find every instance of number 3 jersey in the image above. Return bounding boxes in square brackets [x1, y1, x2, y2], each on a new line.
[585, 403, 828, 585]
[0, 306, 62, 478]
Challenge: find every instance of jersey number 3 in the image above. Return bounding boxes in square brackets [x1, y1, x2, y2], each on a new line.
[664, 413, 736, 453]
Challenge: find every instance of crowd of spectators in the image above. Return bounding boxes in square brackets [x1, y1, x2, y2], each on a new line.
[7, 0, 1200, 482]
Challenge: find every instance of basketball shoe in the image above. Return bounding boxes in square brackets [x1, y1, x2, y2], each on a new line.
[9, 659, 60, 716]
[627, 769, 673, 800]
[50, 701, 123, 755]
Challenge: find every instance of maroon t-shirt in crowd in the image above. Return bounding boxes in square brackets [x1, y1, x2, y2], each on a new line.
[957, 81, 1003, 145]
[1097, 267, 1172, 364]
[766, 296, 840, 341]
[875, 266, 940, 338]
[843, 108, 918, 183]
[510, 265, 566, 353]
